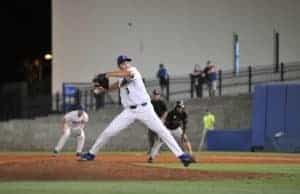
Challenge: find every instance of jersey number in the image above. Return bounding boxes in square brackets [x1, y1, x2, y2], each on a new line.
[126, 87, 130, 94]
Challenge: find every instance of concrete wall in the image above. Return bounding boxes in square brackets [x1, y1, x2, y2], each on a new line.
[53, 0, 300, 93]
[0, 95, 251, 151]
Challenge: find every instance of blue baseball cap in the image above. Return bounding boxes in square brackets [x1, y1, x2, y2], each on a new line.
[117, 55, 132, 65]
[76, 104, 84, 111]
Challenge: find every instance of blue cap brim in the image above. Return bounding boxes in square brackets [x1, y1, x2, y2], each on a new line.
[118, 58, 132, 65]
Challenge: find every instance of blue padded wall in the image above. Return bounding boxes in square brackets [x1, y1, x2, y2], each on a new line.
[251, 83, 300, 152]
[285, 84, 300, 137]
[207, 130, 251, 151]
[265, 85, 286, 138]
[251, 85, 267, 147]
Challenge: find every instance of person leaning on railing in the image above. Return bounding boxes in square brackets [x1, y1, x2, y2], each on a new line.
[191, 64, 205, 98]
[204, 60, 218, 97]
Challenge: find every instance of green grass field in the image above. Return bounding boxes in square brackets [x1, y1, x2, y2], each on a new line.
[1, 161, 300, 194]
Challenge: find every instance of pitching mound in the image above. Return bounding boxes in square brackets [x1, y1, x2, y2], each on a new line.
[1, 152, 299, 181]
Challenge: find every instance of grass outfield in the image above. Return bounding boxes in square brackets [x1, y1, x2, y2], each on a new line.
[1, 162, 300, 194]
[142, 163, 300, 174]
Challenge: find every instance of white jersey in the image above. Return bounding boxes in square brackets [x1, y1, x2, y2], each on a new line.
[118, 66, 151, 108]
[64, 110, 89, 129]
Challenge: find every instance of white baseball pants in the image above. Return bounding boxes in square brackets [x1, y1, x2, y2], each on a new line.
[54, 127, 85, 153]
[89, 103, 184, 157]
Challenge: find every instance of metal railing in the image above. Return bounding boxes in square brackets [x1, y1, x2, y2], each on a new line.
[1, 62, 300, 120]
[55, 62, 299, 112]
[216, 62, 300, 97]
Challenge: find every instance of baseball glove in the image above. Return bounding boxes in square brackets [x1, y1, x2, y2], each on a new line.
[92, 73, 109, 94]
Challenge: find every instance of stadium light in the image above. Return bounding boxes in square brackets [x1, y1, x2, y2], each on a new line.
[44, 53, 52, 60]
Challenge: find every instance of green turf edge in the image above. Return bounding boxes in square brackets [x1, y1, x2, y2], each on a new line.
[137, 163, 300, 174]
[0, 180, 300, 194]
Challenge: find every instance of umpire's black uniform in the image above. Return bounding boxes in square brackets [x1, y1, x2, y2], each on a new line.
[148, 98, 167, 152]
[165, 108, 188, 133]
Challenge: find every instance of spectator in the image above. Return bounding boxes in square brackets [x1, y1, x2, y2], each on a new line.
[199, 109, 215, 150]
[32, 59, 43, 81]
[204, 60, 217, 97]
[147, 89, 168, 163]
[23, 59, 42, 83]
[191, 64, 205, 98]
[156, 64, 169, 96]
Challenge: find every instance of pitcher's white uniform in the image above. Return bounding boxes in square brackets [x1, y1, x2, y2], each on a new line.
[89, 66, 184, 157]
[54, 110, 89, 154]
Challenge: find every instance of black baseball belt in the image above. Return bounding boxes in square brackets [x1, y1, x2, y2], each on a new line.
[129, 102, 148, 109]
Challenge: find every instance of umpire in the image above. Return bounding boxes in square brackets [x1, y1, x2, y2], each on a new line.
[148, 100, 195, 162]
[165, 101, 193, 155]
[147, 89, 168, 162]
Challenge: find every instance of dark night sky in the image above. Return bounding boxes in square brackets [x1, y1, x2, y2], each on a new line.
[1, 0, 51, 83]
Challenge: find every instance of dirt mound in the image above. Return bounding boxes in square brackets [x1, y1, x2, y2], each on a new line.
[1, 153, 297, 181]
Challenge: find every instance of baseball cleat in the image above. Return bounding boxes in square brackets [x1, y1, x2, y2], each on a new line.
[178, 153, 196, 167]
[52, 150, 59, 157]
[147, 157, 153, 163]
[79, 152, 95, 161]
[76, 152, 81, 157]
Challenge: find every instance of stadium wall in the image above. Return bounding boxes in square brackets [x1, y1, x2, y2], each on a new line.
[52, 0, 300, 94]
[0, 95, 251, 151]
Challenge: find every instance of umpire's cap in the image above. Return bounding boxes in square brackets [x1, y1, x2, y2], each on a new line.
[117, 55, 132, 65]
[176, 100, 184, 108]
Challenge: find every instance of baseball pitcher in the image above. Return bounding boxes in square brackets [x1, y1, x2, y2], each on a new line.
[80, 55, 195, 167]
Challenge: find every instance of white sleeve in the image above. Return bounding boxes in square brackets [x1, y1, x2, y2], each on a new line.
[64, 112, 72, 122]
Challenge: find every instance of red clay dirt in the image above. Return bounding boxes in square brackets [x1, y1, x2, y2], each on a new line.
[0, 153, 299, 181]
